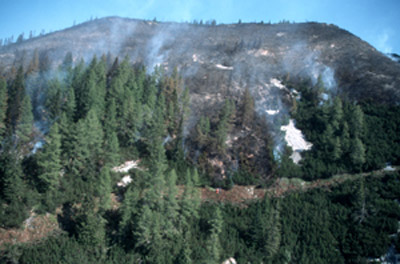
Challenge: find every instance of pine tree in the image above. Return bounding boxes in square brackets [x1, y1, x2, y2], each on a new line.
[0, 78, 7, 141]
[45, 79, 63, 121]
[214, 100, 235, 151]
[350, 137, 366, 170]
[331, 97, 343, 132]
[341, 121, 351, 155]
[98, 166, 112, 210]
[63, 86, 76, 122]
[76, 210, 106, 248]
[37, 123, 62, 192]
[180, 169, 200, 224]
[177, 232, 193, 264]
[119, 185, 140, 240]
[195, 116, 210, 147]
[6, 66, 25, 132]
[207, 206, 223, 264]
[241, 87, 254, 127]
[84, 109, 104, 161]
[264, 201, 281, 261]
[15, 94, 34, 147]
[27, 49, 40, 74]
[350, 105, 365, 139]
[0, 144, 26, 203]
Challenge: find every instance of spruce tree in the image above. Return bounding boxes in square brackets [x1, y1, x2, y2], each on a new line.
[0, 78, 7, 141]
[6, 66, 25, 132]
[331, 97, 343, 132]
[76, 210, 106, 248]
[215, 99, 235, 151]
[98, 166, 112, 210]
[350, 105, 365, 139]
[207, 206, 223, 264]
[44, 79, 63, 121]
[0, 144, 26, 203]
[195, 116, 210, 147]
[350, 137, 366, 170]
[15, 94, 34, 148]
[37, 123, 62, 193]
[241, 87, 254, 127]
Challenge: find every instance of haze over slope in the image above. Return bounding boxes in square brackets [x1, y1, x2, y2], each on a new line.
[1, 16, 399, 112]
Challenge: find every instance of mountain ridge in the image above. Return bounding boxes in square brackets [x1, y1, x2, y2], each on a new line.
[1, 16, 399, 107]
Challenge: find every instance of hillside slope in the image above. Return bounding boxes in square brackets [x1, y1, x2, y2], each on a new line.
[1, 16, 399, 112]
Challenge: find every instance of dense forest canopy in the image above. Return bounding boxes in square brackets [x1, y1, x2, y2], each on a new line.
[0, 52, 399, 263]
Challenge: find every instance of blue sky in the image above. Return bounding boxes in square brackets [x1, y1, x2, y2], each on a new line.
[0, 0, 399, 54]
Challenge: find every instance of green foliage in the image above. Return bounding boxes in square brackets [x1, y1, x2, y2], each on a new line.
[1, 56, 399, 264]
[240, 87, 255, 127]
[214, 99, 235, 151]
[37, 123, 62, 193]
[0, 78, 7, 140]
[207, 206, 223, 263]
[289, 79, 399, 179]
[6, 66, 25, 132]
[15, 94, 34, 147]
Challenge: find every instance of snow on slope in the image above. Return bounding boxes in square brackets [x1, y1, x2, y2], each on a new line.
[281, 119, 312, 163]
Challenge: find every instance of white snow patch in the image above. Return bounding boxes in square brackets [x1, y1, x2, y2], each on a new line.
[384, 164, 396, 172]
[281, 119, 312, 163]
[270, 78, 286, 90]
[248, 49, 271, 57]
[290, 152, 302, 164]
[222, 257, 237, 264]
[117, 175, 132, 187]
[266, 109, 280, 115]
[215, 64, 233, 70]
[192, 54, 204, 64]
[112, 160, 140, 173]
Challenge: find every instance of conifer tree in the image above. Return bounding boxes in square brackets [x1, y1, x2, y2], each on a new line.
[119, 185, 140, 242]
[98, 166, 112, 210]
[350, 137, 366, 170]
[350, 105, 365, 139]
[37, 123, 62, 192]
[76, 210, 106, 248]
[215, 99, 235, 151]
[341, 121, 351, 155]
[195, 116, 210, 147]
[15, 94, 34, 147]
[6, 66, 25, 132]
[63, 86, 77, 122]
[241, 87, 254, 127]
[84, 109, 104, 161]
[0, 78, 7, 141]
[331, 97, 343, 132]
[180, 169, 200, 224]
[207, 206, 223, 264]
[103, 98, 120, 165]
[45, 79, 63, 121]
[264, 201, 281, 261]
[0, 144, 26, 203]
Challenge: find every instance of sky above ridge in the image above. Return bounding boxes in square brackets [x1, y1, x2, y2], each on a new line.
[0, 0, 399, 54]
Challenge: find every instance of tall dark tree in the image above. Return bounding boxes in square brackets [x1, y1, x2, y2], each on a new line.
[6, 66, 25, 132]
[37, 123, 62, 193]
[15, 94, 34, 148]
[0, 78, 7, 141]
[207, 206, 223, 264]
[240, 87, 255, 128]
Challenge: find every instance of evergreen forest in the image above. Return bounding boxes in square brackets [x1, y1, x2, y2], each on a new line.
[0, 53, 399, 263]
